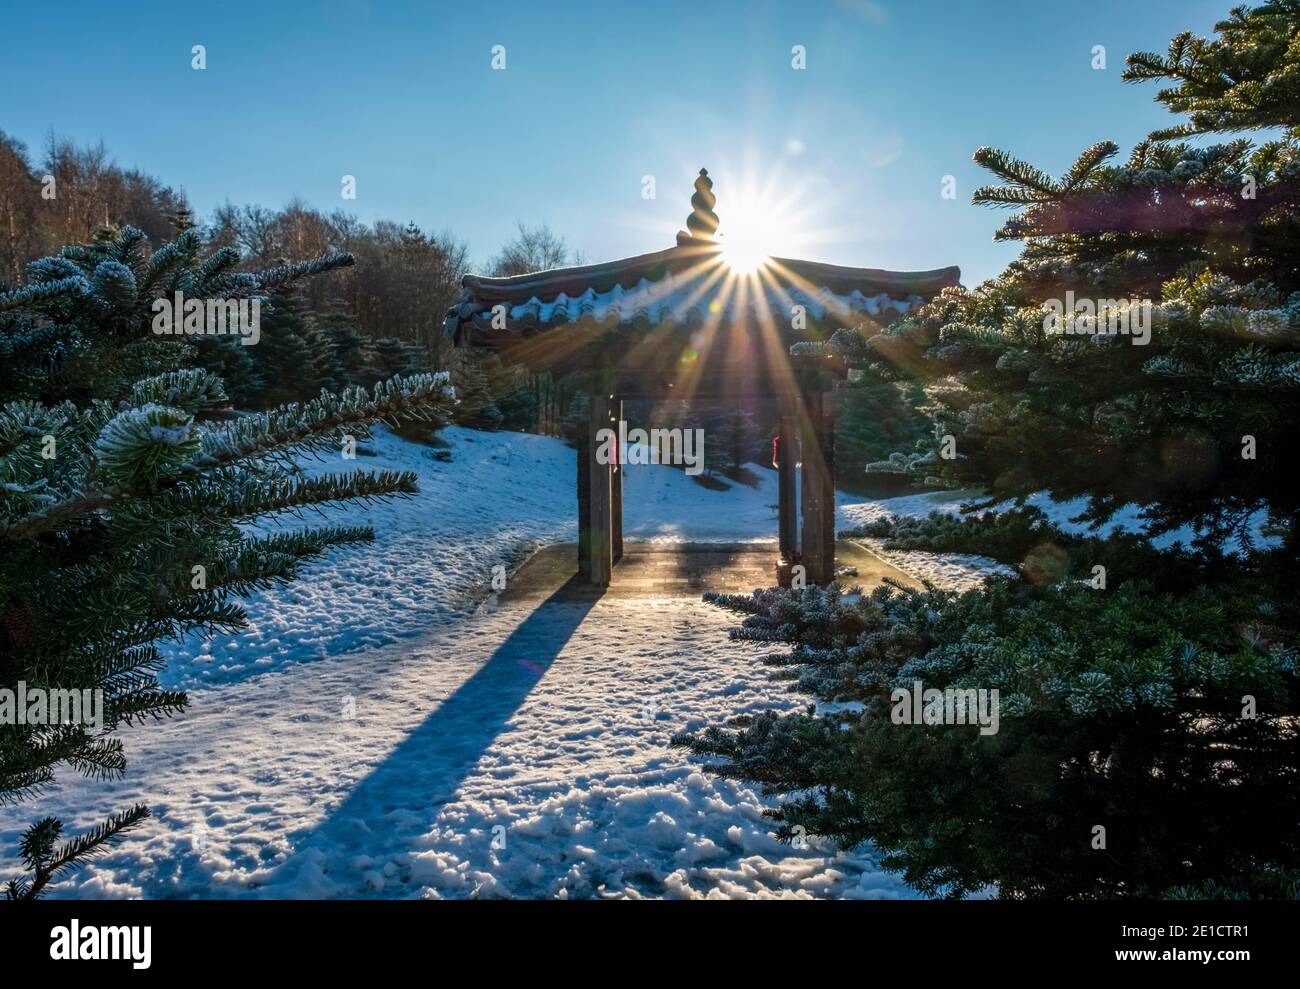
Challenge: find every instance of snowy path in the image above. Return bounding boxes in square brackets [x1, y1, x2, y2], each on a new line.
[4, 549, 913, 899]
[153, 425, 1001, 690]
[0, 426, 1003, 899]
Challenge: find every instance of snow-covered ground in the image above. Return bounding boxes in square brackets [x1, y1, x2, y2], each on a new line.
[158, 426, 982, 690]
[0, 425, 1175, 899]
[839, 489, 1014, 591]
[8, 586, 912, 899]
[839, 483, 1275, 592]
[2, 427, 950, 899]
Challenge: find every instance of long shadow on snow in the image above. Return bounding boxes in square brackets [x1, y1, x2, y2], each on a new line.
[268, 576, 603, 896]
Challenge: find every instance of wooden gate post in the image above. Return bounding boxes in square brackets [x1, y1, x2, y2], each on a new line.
[585, 389, 614, 585]
[611, 397, 624, 564]
[822, 388, 836, 581]
[799, 373, 836, 585]
[577, 400, 592, 578]
[776, 398, 798, 587]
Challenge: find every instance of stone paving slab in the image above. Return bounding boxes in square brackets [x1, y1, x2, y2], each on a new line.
[499, 540, 920, 603]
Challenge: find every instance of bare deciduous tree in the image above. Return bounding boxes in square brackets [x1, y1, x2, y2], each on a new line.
[488, 221, 579, 276]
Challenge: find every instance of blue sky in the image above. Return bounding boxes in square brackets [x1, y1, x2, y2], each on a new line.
[0, 0, 1229, 284]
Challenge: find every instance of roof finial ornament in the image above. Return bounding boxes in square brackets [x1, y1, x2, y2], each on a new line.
[676, 168, 720, 246]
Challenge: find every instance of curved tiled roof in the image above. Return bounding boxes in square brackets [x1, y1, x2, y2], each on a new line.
[445, 242, 960, 345]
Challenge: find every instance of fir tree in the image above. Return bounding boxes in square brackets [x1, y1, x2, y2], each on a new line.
[246, 285, 338, 407]
[866, 3, 1300, 545]
[428, 339, 501, 428]
[706, 406, 761, 477]
[0, 227, 455, 897]
[678, 2, 1300, 899]
[165, 200, 197, 235]
[477, 355, 532, 431]
[359, 337, 426, 386]
[834, 367, 932, 494]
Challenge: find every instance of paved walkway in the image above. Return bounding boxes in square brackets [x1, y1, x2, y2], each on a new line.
[502, 539, 919, 602]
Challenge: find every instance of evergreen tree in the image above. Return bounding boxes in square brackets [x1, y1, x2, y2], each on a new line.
[835, 368, 932, 493]
[359, 337, 426, 386]
[320, 323, 368, 391]
[302, 269, 370, 395]
[478, 355, 532, 431]
[245, 285, 337, 407]
[426, 339, 505, 429]
[678, 2, 1300, 899]
[188, 332, 263, 408]
[493, 370, 538, 432]
[706, 406, 761, 476]
[165, 200, 197, 235]
[0, 227, 455, 898]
